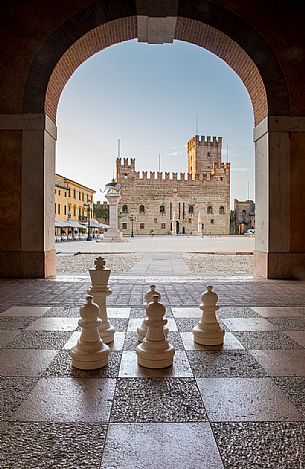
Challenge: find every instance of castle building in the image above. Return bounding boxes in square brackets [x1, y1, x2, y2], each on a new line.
[117, 135, 230, 236]
[233, 199, 256, 234]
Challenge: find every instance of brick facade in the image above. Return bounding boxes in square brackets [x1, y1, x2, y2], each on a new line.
[117, 135, 230, 236]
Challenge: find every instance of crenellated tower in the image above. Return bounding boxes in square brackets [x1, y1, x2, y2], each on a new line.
[116, 157, 136, 182]
[187, 135, 222, 178]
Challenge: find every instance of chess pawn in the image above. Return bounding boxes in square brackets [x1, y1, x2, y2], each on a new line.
[192, 285, 224, 346]
[137, 285, 169, 342]
[136, 295, 175, 368]
[70, 295, 109, 369]
[88, 256, 115, 343]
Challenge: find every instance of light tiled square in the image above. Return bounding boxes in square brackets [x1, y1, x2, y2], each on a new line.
[252, 307, 302, 318]
[26, 317, 79, 331]
[63, 331, 125, 351]
[172, 307, 201, 318]
[0, 350, 57, 376]
[181, 331, 244, 350]
[284, 331, 305, 348]
[127, 317, 177, 332]
[222, 318, 278, 331]
[101, 423, 224, 469]
[107, 308, 131, 318]
[196, 378, 302, 422]
[1, 306, 51, 317]
[12, 377, 116, 422]
[251, 350, 305, 376]
[119, 351, 193, 377]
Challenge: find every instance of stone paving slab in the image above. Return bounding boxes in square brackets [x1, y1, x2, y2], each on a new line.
[1, 281, 305, 467]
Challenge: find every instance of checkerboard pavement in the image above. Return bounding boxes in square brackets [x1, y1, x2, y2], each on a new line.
[1, 299, 305, 468]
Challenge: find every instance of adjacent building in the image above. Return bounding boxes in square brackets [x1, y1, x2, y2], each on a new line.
[117, 135, 230, 236]
[233, 199, 255, 234]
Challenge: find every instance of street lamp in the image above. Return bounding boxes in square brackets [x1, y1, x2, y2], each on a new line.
[129, 215, 136, 238]
[83, 203, 92, 241]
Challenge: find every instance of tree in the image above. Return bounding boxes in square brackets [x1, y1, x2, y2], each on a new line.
[94, 204, 109, 222]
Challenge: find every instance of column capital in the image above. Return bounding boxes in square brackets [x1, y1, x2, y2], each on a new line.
[254, 115, 305, 142]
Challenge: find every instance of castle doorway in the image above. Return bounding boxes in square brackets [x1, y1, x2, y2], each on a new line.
[176, 221, 180, 235]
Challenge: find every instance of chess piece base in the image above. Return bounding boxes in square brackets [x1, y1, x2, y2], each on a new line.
[99, 325, 115, 344]
[136, 343, 175, 368]
[192, 326, 224, 346]
[70, 343, 109, 370]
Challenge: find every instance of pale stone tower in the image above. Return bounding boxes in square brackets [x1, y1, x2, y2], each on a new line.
[188, 135, 222, 178]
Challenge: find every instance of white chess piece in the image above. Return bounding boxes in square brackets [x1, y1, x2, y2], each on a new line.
[137, 285, 169, 342]
[70, 295, 109, 369]
[192, 285, 224, 345]
[136, 295, 175, 368]
[88, 257, 115, 343]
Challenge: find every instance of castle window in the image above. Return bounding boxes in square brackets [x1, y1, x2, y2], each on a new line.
[219, 206, 225, 215]
[207, 206, 213, 214]
[220, 177, 223, 181]
[140, 223, 145, 230]
[188, 218, 192, 223]
[189, 205, 194, 214]
[154, 218, 157, 224]
[210, 219, 214, 224]
[122, 205, 128, 214]
[242, 209, 247, 222]
[160, 205, 165, 214]
[161, 223, 166, 229]
[139, 205, 145, 214]
[207, 152, 211, 158]
[122, 223, 127, 229]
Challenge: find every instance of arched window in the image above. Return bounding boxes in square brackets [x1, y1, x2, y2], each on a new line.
[189, 205, 194, 214]
[139, 205, 145, 213]
[219, 206, 225, 214]
[122, 204, 128, 214]
[207, 205, 213, 214]
[242, 209, 246, 222]
[207, 151, 211, 158]
[160, 205, 165, 214]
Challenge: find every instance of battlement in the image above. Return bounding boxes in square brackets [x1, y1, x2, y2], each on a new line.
[116, 158, 136, 170]
[188, 135, 222, 150]
[119, 168, 229, 182]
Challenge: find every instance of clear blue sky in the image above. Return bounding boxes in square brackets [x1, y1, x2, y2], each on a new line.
[56, 39, 254, 208]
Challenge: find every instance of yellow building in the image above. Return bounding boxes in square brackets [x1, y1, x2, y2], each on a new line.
[55, 174, 96, 238]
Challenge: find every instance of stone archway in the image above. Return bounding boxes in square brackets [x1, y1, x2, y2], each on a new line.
[1, 1, 304, 279]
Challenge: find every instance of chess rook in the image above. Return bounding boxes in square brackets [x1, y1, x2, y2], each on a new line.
[88, 257, 115, 343]
[136, 295, 175, 368]
[192, 285, 224, 346]
[70, 295, 109, 369]
[137, 284, 169, 342]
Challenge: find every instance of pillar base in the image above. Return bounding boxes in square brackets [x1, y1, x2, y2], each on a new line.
[254, 251, 305, 279]
[0, 249, 56, 278]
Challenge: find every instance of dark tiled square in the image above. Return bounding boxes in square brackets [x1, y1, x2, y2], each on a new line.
[267, 317, 305, 331]
[0, 421, 107, 469]
[43, 350, 121, 378]
[0, 317, 34, 330]
[273, 377, 305, 416]
[111, 378, 207, 423]
[217, 306, 260, 319]
[0, 330, 20, 348]
[187, 350, 266, 377]
[212, 422, 305, 468]
[6, 331, 73, 349]
[123, 331, 183, 351]
[233, 331, 303, 349]
[130, 307, 146, 318]
[0, 377, 38, 421]
[44, 307, 80, 317]
[109, 318, 129, 331]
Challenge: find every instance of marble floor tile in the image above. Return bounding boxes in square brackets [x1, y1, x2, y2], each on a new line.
[284, 331, 305, 347]
[1, 306, 51, 317]
[0, 330, 19, 348]
[222, 318, 278, 331]
[251, 350, 305, 376]
[0, 349, 57, 376]
[233, 331, 302, 350]
[172, 307, 201, 318]
[6, 331, 72, 349]
[119, 351, 193, 378]
[26, 317, 79, 331]
[107, 307, 131, 318]
[101, 422, 223, 469]
[127, 317, 177, 332]
[12, 377, 116, 422]
[0, 377, 38, 420]
[252, 306, 302, 317]
[196, 377, 302, 421]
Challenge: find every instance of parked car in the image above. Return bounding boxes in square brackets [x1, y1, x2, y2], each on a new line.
[244, 229, 255, 237]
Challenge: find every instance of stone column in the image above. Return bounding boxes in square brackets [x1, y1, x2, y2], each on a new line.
[103, 189, 123, 241]
[0, 113, 56, 278]
[253, 116, 305, 279]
